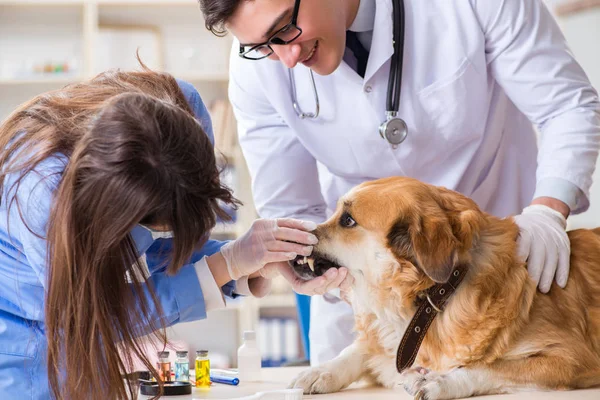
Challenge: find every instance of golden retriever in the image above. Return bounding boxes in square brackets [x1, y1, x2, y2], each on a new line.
[289, 176, 600, 399]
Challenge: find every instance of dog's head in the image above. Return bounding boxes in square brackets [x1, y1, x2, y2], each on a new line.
[290, 177, 485, 286]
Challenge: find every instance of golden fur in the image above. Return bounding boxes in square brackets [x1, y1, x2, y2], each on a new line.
[290, 177, 600, 399]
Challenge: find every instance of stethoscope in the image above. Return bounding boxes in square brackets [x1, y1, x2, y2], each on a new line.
[290, 0, 408, 147]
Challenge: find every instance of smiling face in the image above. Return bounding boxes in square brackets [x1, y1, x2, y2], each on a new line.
[227, 0, 359, 75]
[290, 177, 486, 288]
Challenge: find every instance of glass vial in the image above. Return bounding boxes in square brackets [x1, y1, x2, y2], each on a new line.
[237, 331, 262, 382]
[174, 351, 190, 382]
[157, 351, 172, 382]
[195, 350, 210, 388]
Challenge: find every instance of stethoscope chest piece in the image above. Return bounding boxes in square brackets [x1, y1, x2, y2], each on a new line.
[379, 112, 408, 148]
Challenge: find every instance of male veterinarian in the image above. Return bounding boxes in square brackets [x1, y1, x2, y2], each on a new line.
[198, 0, 600, 365]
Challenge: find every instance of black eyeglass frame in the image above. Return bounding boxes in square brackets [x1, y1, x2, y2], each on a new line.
[238, 0, 303, 60]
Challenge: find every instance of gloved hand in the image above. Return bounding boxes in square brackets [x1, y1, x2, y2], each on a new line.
[220, 218, 318, 280]
[513, 204, 570, 293]
[276, 263, 355, 296]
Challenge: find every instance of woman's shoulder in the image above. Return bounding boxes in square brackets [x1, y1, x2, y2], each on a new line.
[0, 152, 68, 237]
[3, 152, 68, 201]
[175, 79, 215, 146]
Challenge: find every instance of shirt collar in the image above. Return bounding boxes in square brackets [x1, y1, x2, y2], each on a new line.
[130, 224, 157, 256]
[348, 0, 376, 32]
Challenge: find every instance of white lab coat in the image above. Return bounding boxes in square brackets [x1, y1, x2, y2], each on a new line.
[228, 0, 600, 365]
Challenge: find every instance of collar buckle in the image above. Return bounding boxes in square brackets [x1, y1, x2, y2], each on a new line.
[426, 293, 443, 313]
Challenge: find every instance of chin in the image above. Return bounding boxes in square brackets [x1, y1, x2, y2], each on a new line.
[311, 51, 344, 76]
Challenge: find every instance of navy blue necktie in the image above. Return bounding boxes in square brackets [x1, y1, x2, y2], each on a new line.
[345, 31, 369, 78]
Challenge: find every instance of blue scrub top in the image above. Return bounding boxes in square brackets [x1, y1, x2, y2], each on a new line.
[0, 80, 235, 399]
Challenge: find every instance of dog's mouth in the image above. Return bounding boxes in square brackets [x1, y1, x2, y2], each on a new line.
[289, 252, 342, 281]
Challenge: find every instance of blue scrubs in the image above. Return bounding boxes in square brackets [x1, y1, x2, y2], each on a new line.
[0, 81, 235, 399]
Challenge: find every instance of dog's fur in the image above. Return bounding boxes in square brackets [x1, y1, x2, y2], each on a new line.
[289, 177, 600, 399]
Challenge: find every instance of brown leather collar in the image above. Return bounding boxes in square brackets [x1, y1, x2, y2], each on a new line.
[396, 264, 469, 373]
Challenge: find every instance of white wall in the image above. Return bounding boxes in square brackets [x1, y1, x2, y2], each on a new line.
[554, 9, 600, 229]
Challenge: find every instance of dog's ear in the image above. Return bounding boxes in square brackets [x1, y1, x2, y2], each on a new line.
[433, 186, 483, 251]
[387, 214, 458, 283]
[387, 187, 482, 283]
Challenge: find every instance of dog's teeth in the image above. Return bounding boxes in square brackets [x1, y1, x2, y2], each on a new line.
[303, 256, 308, 264]
[307, 258, 315, 272]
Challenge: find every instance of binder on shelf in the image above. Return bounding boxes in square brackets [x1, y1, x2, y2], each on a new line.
[209, 99, 238, 159]
[258, 317, 301, 367]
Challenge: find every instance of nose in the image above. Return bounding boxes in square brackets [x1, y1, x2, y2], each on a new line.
[272, 42, 302, 68]
[312, 227, 329, 250]
[313, 226, 325, 240]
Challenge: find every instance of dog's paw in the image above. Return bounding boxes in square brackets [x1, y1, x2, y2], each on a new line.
[402, 371, 453, 400]
[399, 366, 433, 396]
[414, 376, 449, 400]
[289, 367, 344, 394]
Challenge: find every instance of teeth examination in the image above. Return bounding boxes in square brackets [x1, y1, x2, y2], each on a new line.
[0, 0, 599, 399]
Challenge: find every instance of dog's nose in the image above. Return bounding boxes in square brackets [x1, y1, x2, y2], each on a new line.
[313, 226, 326, 241]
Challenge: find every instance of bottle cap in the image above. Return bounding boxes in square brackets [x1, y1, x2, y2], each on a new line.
[158, 351, 170, 359]
[176, 351, 188, 358]
[196, 350, 209, 357]
[243, 331, 256, 341]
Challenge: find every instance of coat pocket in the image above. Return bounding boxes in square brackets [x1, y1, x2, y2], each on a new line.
[0, 310, 39, 358]
[0, 311, 38, 399]
[0, 352, 34, 399]
[417, 58, 486, 145]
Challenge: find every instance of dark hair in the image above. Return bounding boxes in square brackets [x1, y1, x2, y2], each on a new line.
[0, 68, 240, 399]
[198, 0, 243, 36]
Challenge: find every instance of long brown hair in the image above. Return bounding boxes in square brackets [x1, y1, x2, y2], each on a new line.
[0, 69, 239, 399]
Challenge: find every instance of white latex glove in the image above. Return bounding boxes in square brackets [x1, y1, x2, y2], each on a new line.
[220, 218, 318, 280]
[513, 204, 570, 293]
[276, 263, 355, 296]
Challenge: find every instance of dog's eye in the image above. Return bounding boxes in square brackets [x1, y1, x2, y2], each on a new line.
[340, 212, 357, 228]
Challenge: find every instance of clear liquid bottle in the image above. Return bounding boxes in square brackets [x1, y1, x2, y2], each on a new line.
[174, 351, 189, 382]
[195, 350, 210, 388]
[237, 331, 262, 382]
[157, 351, 172, 382]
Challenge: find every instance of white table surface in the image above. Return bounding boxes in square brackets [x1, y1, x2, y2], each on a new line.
[139, 366, 600, 400]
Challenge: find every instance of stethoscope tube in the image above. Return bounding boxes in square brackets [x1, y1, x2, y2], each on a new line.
[379, 0, 409, 147]
[290, 68, 320, 119]
[387, 0, 404, 113]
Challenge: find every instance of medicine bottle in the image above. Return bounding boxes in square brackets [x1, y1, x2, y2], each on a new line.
[195, 350, 210, 388]
[174, 351, 189, 382]
[157, 351, 172, 382]
[237, 331, 261, 382]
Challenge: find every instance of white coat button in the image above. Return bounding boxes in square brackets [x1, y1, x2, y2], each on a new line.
[364, 85, 372, 93]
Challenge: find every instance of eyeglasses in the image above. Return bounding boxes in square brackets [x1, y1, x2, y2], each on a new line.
[239, 0, 303, 60]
